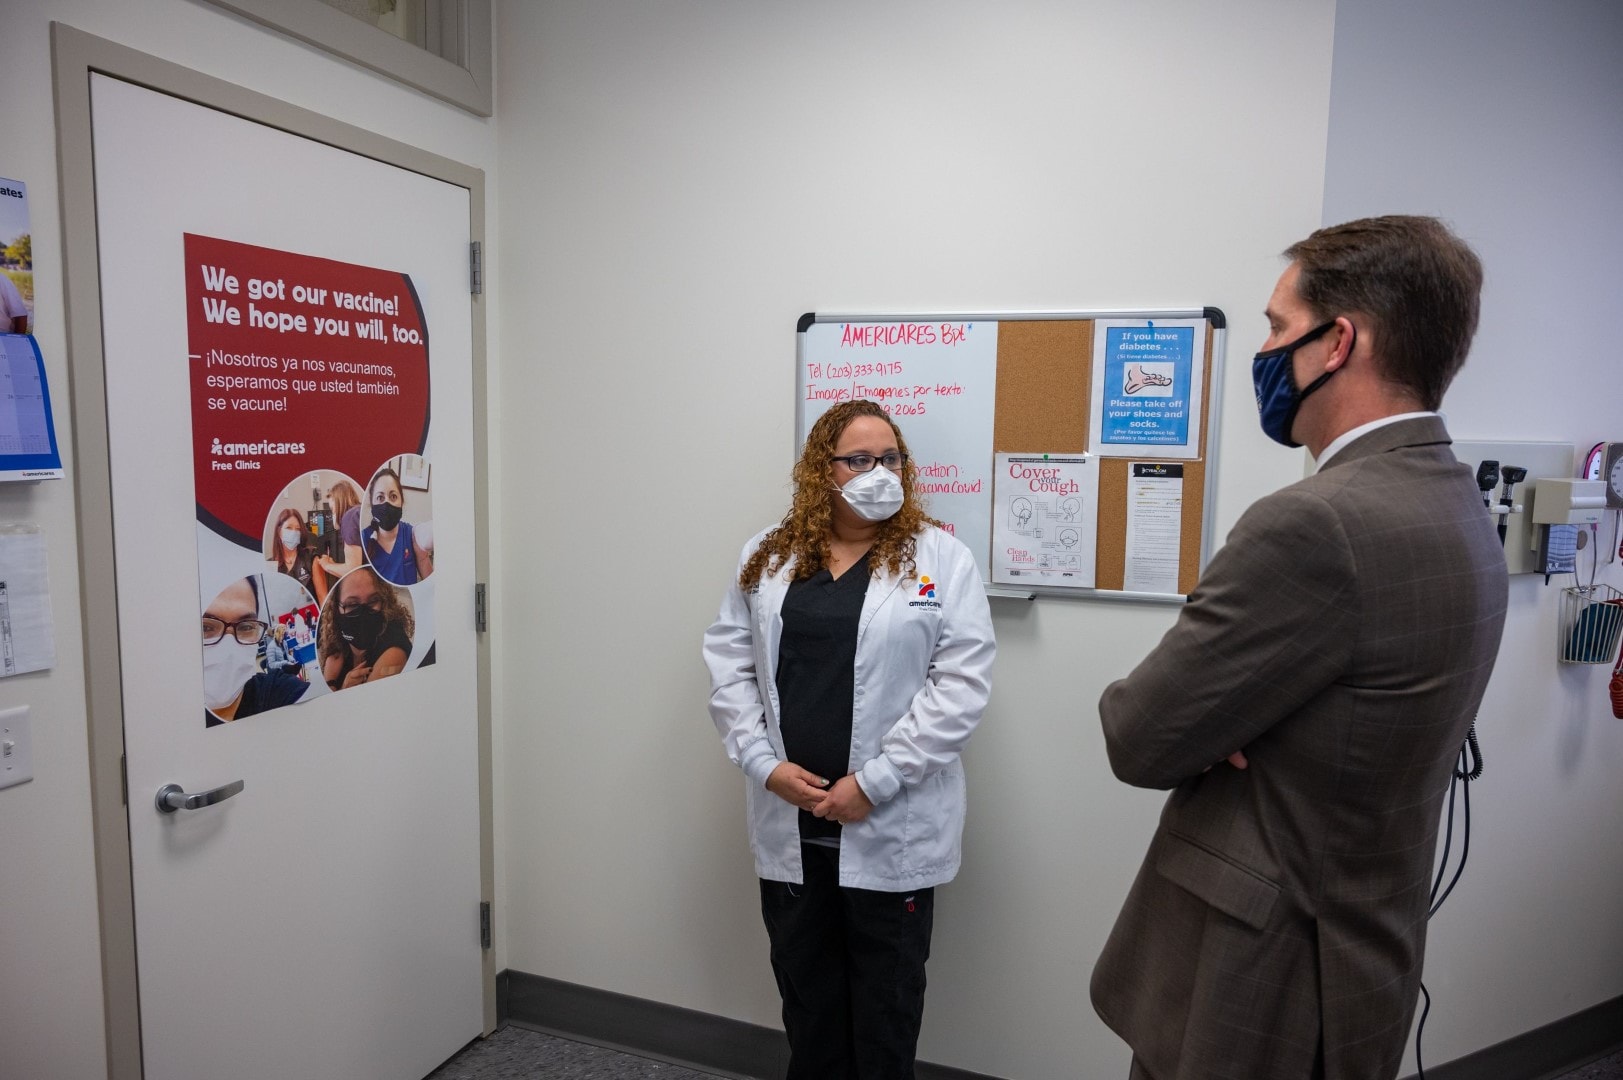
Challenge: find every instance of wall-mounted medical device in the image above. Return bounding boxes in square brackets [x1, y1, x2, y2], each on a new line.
[1583, 441, 1623, 509]
[1531, 478, 1606, 581]
[1453, 440, 1578, 576]
[1532, 478, 1606, 527]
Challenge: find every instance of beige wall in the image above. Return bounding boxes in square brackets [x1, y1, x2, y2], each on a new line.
[492, 3, 1623, 1076]
[491, 3, 1336, 1076]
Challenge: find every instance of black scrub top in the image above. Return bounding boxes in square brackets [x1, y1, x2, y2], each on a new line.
[775, 551, 870, 844]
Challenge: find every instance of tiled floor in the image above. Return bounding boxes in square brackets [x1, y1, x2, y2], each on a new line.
[426, 1026, 717, 1080]
[1563, 1051, 1623, 1080]
[428, 1027, 1623, 1080]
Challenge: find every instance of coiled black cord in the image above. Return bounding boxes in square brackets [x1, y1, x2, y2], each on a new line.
[1454, 724, 1484, 782]
[1416, 730, 1481, 1080]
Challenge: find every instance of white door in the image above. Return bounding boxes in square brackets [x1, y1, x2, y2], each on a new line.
[90, 74, 484, 1080]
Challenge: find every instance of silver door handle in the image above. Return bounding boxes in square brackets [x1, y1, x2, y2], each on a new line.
[155, 780, 244, 814]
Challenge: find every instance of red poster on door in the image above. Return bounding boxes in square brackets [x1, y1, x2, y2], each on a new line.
[184, 234, 438, 726]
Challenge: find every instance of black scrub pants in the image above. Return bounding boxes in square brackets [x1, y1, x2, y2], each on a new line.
[759, 843, 935, 1080]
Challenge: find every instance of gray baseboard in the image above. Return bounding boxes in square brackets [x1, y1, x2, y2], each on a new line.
[1398, 993, 1623, 1080]
[500, 968, 1619, 1080]
[499, 969, 1000, 1080]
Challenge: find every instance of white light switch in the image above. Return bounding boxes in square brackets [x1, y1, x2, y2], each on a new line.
[0, 705, 33, 790]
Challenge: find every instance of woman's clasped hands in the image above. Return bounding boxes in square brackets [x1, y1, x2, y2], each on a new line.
[765, 762, 873, 824]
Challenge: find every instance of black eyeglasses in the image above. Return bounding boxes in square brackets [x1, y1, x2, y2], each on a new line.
[832, 452, 907, 473]
[338, 596, 385, 617]
[202, 616, 269, 646]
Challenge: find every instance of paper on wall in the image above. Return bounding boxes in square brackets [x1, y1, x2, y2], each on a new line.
[1088, 318, 1205, 459]
[0, 525, 55, 676]
[992, 453, 1098, 588]
[1123, 462, 1184, 595]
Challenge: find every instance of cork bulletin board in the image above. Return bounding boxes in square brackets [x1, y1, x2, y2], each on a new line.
[796, 309, 1227, 602]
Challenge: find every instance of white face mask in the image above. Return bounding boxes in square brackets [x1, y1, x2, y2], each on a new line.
[203, 637, 260, 710]
[838, 465, 905, 522]
[280, 527, 301, 551]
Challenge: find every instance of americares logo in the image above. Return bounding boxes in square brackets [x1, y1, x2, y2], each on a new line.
[208, 436, 307, 472]
[909, 574, 942, 609]
[210, 437, 307, 456]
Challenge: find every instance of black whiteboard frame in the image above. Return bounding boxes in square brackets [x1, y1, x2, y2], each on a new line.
[795, 308, 1228, 604]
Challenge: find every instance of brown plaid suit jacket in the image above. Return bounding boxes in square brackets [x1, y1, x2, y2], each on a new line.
[1091, 416, 1509, 1080]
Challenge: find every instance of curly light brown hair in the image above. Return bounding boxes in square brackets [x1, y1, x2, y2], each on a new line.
[317, 566, 415, 658]
[740, 400, 938, 586]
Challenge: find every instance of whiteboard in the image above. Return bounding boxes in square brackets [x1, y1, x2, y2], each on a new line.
[796, 309, 1227, 602]
[800, 317, 998, 571]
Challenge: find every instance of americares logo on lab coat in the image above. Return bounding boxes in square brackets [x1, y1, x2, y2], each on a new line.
[909, 573, 941, 608]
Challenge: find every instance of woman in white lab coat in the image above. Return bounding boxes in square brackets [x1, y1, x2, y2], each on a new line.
[703, 399, 995, 1079]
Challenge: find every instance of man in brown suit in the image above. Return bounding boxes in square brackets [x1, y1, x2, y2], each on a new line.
[1091, 216, 1509, 1080]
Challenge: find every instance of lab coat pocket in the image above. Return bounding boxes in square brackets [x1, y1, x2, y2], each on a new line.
[900, 588, 945, 642]
[1156, 831, 1280, 930]
[745, 776, 798, 871]
[900, 769, 964, 875]
[867, 583, 940, 656]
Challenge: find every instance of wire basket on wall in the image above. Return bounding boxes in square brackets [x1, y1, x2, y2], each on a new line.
[1559, 583, 1623, 664]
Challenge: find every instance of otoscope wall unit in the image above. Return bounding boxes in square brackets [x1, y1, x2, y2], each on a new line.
[1532, 479, 1606, 527]
[1451, 440, 1577, 576]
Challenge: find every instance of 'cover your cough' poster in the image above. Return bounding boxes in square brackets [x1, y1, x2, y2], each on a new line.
[184, 234, 438, 726]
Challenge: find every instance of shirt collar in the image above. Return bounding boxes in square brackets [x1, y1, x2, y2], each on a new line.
[1314, 411, 1438, 473]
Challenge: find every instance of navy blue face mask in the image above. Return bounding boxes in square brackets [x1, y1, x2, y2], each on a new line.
[1251, 320, 1352, 447]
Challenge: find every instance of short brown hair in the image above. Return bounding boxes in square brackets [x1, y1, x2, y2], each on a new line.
[1285, 215, 1482, 411]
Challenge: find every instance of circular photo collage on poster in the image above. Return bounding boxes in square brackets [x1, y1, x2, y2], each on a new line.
[201, 455, 437, 726]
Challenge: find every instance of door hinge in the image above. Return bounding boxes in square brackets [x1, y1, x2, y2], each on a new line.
[479, 900, 492, 950]
[120, 754, 128, 806]
[470, 241, 483, 295]
[475, 582, 488, 633]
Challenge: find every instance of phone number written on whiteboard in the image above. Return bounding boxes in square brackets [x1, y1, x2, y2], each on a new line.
[803, 323, 974, 416]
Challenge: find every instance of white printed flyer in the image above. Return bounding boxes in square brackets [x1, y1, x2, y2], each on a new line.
[991, 453, 1099, 588]
[1123, 461, 1185, 595]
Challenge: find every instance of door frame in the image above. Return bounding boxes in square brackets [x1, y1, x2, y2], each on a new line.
[50, 24, 496, 1079]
